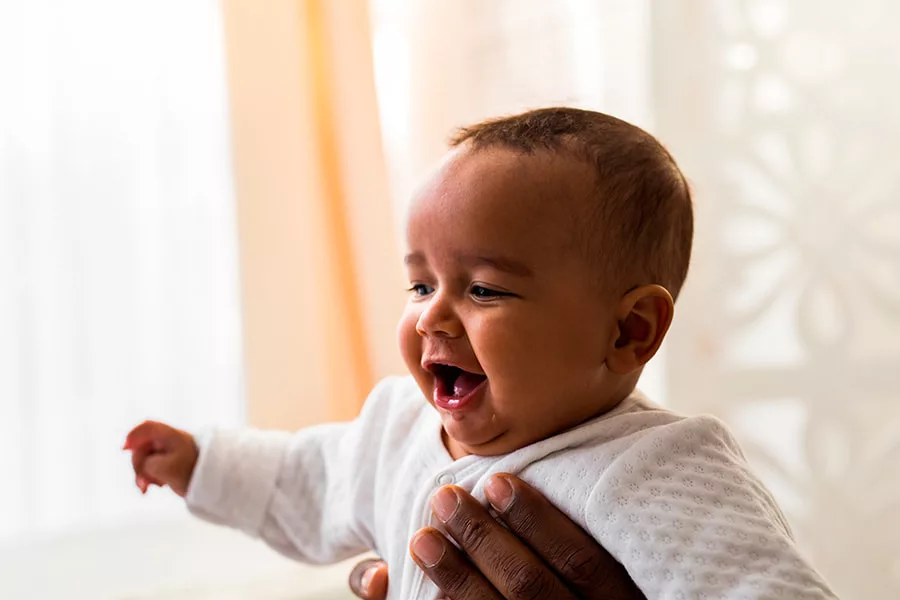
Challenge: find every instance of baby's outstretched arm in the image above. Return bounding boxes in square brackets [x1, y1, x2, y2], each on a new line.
[124, 421, 199, 497]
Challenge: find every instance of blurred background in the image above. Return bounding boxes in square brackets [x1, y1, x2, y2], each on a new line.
[1, 0, 898, 598]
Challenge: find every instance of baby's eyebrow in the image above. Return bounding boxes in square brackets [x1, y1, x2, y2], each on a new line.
[404, 252, 426, 267]
[404, 251, 534, 278]
[458, 254, 534, 277]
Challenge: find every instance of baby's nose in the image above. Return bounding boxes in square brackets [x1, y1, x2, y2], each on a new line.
[416, 295, 463, 338]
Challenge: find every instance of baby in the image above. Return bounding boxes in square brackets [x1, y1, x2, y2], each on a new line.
[125, 108, 837, 599]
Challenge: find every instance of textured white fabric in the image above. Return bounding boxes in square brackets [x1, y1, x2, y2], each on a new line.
[186, 376, 837, 599]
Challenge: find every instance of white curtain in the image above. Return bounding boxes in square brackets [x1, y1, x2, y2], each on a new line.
[370, 1, 900, 598]
[0, 0, 243, 548]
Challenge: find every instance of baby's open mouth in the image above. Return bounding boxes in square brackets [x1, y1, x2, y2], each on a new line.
[430, 364, 487, 401]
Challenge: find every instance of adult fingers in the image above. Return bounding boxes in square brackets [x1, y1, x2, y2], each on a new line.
[429, 486, 578, 600]
[410, 527, 504, 600]
[485, 474, 644, 600]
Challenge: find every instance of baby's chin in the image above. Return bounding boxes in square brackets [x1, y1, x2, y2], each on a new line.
[441, 414, 515, 458]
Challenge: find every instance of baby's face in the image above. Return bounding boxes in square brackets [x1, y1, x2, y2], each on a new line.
[399, 146, 622, 458]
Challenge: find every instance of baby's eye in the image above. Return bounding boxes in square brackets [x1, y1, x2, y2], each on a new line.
[470, 285, 507, 299]
[407, 283, 434, 297]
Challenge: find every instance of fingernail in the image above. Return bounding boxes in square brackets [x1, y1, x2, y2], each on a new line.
[411, 530, 445, 567]
[485, 474, 514, 512]
[360, 566, 376, 593]
[430, 486, 459, 522]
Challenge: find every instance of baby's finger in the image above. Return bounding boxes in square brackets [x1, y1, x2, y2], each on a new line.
[143, 453, 174, 483]
[130, 443, 164, 486]
[123, 421, 172, 451]
[143, 453, 190, 497]
[131, 443, 150, 474]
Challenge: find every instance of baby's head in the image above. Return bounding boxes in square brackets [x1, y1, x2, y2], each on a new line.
[398, 107, 693, 458]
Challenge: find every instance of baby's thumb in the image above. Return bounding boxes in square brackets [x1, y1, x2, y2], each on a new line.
[143, 452, 192, 497]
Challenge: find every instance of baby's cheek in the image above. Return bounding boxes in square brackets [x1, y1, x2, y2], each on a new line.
[396, 309, 421, 369]
[480, 321, 537, 373]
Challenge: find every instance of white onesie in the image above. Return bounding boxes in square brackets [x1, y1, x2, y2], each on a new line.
[186, 376, 837, 599]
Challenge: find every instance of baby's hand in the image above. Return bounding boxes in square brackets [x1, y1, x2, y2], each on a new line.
[123, 421, 199, 497]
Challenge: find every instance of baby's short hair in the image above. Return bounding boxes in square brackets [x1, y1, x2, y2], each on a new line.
[450, 107, 693, 300]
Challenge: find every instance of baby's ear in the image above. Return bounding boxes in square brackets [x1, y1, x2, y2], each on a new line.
[605, 285, 674, 375]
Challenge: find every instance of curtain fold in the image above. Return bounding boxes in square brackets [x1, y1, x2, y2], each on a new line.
[220, 0, 405, 429]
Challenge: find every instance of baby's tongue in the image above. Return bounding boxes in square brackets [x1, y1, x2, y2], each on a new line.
[452, 371, 486, 398]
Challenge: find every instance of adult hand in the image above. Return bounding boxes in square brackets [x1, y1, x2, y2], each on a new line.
[349, 473, 644, 600]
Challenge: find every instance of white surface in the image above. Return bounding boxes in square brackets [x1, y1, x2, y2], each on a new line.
[0, 511, 361, 600]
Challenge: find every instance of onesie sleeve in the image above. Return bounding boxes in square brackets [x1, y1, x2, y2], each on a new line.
[584, 415, 839, 599]
[185, 377, 405, 564]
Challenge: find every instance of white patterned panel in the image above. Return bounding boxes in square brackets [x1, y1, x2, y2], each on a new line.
[655, 2, 900, 597]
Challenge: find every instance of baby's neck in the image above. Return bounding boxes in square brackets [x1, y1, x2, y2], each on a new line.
[443, 382, 637, 460]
